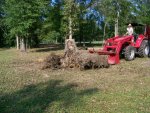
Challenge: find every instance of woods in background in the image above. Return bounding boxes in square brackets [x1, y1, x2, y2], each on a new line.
[0, 0, 150, 51]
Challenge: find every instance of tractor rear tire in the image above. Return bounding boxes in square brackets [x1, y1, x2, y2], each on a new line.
[138, 40, 149, 57]
[124, 46, 135, 61]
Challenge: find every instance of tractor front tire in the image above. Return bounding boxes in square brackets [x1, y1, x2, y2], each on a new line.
[124, 46, 135, 61]
[138, 40, 149, 57]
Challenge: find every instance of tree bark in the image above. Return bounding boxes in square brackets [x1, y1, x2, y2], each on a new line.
[115, 12, 119, 36]
[20, 37, 26, 52]
[16, 35, 20, 50]
[69, 16, 73, 39]
[115, 18, 118, 36]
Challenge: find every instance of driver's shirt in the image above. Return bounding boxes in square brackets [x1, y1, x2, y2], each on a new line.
[127, 27, 133, 35]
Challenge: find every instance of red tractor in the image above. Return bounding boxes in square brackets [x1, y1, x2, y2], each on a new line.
[89, 23, 150, 64]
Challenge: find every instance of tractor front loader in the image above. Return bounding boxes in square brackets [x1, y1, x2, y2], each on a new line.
[89, 24, 150, 65]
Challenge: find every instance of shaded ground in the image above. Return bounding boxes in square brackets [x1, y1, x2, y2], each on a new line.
[0, 48, 150, 113]
[33, 43, 103, 53]
[0, 80, 98, 113]
[35, 44, 64, 52]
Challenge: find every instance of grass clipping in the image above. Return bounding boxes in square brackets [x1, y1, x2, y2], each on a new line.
[42, 39, 109, 70]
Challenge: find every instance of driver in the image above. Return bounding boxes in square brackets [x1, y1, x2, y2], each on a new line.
[126, 24, 133, 35]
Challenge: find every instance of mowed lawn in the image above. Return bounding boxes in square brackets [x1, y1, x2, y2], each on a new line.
[0, 48, 150, 113]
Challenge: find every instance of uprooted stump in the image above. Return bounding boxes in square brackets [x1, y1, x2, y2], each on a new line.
[42, 39, 110, 70]
[62, 39, 79, 68]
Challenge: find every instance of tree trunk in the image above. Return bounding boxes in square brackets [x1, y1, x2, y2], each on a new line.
[115, 12, 119, 36]
[20, 37, 26, 52]
[26, 38, 28, 50]
[83, 38, 85, 47]
[102, 22, 107, 45]
[69, 16, 73, 39]
[103, 23, 106, 38]
[28, 38, 31, 49]
[79, 18, 83, 45]
[115, 18, 118, 36]
[55, 37, 58, 44]
[16, 35, 20, 50]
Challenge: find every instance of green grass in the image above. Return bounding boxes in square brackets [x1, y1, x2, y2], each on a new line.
[0, 48, 150, 113]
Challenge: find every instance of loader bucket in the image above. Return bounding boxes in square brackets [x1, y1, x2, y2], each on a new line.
[88, 48, 120, 65]
[107, 54, 119, 64]
[96, 50, 119, 64]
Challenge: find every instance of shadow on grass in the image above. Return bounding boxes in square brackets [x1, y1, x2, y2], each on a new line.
[0, 80, 98, 113]
[0, 48, 10, 51]
[34, 43, 103, 53]
[35, 44, 64, 52]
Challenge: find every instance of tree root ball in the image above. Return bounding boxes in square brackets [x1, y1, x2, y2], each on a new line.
[42, 39, 110, 70]
[77, 51, 109, 70]
[42, 53, 62, 70]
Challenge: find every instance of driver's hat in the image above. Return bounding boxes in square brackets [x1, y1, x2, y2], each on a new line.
[128, 24, 132, 27]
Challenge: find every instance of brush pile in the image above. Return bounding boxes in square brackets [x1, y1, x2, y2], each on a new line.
[42, 39, 109, 70]
[42, 53, 62, 70]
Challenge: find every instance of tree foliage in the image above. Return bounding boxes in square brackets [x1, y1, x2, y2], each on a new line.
[3, 0, 49, 49]
[0, 0, 150, 49]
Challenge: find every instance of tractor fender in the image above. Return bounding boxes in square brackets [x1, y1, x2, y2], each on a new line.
[135, 34, 147, 48]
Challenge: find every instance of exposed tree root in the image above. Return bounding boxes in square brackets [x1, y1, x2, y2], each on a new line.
[42, 39, 110, 70]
